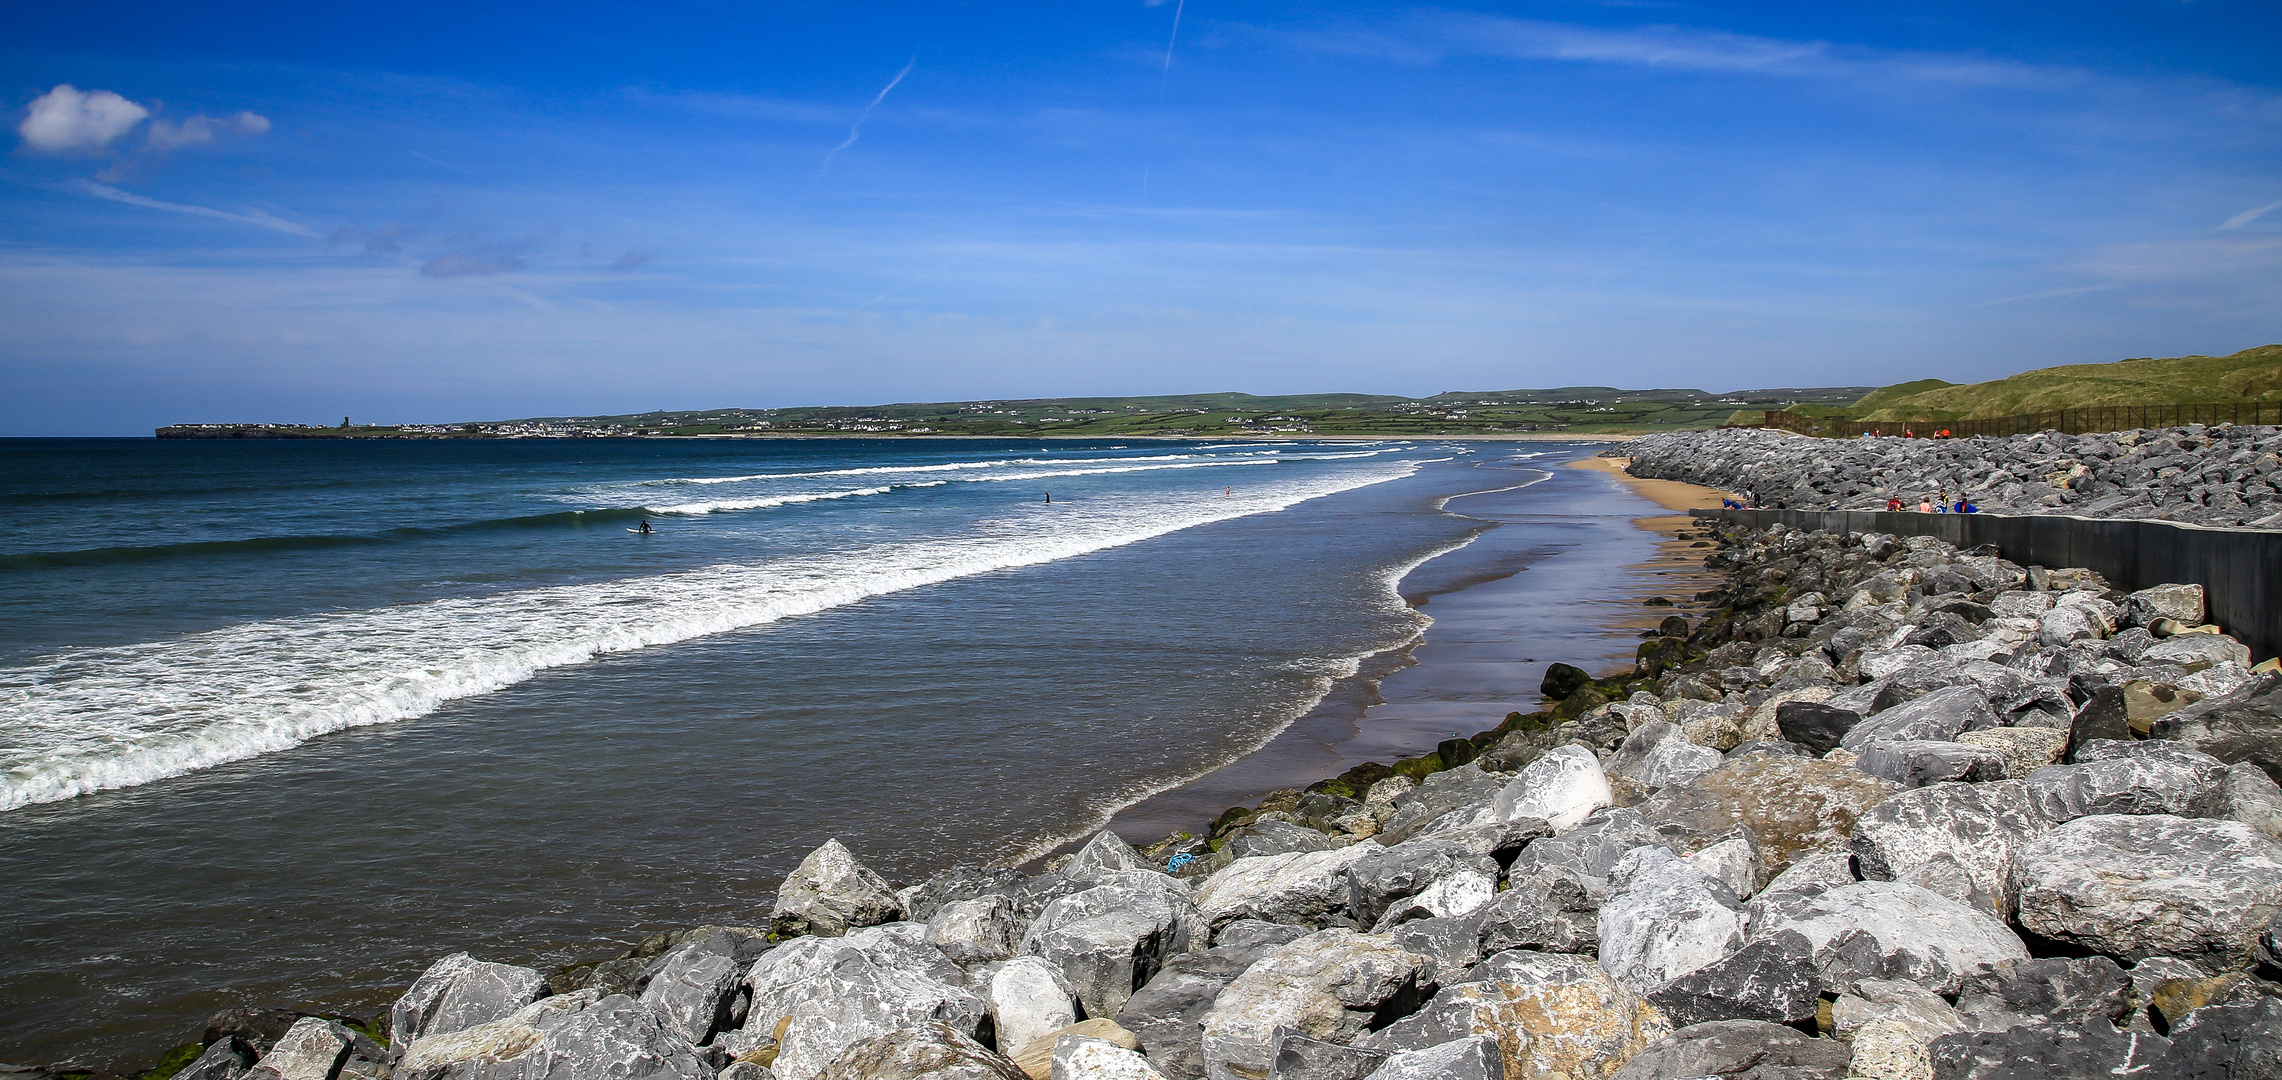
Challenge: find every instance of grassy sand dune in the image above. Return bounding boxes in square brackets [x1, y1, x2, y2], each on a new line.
[1856, 344, 2282, 422]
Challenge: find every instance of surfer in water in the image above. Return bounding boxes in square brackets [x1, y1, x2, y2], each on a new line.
[637, 520, 654, 535]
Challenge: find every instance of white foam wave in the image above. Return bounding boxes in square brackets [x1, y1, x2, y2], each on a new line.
[647, 483, 932, 516]
[641, 460, 1277, 515]
[0, 461, 1422, 812]
[641, 454, 1205, 486]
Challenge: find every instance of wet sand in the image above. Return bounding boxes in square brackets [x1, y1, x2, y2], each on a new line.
[1106, 447, 1732, 841]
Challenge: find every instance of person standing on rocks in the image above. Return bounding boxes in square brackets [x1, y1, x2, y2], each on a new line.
[1918, 496, 1935, 512]
[1886, 495, 1904, 511]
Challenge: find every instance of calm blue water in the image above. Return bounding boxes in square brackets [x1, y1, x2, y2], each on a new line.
[0, 436, 1618, 1067]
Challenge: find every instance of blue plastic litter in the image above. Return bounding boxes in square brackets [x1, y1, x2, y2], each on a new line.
[1166, 853, 1196, 871]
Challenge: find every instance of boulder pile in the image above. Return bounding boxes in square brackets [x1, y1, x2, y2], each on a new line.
[1621, 423, 2282, 527]
[46, 521, 2282, 1080]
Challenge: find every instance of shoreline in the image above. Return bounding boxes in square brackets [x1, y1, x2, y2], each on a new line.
[17, 447, 1730, 1075]
[1096, 448, 1730, 851]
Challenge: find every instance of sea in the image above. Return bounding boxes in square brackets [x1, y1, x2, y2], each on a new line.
[0, 435, 1677, 1067]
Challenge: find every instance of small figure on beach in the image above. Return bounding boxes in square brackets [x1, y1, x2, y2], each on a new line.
[1956, 498, 1978, 513]
[1918, 497, 1935, 512]
[1886, 496, 1904, 511]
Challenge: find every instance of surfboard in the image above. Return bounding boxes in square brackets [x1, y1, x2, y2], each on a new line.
[627, 528, 654, 535]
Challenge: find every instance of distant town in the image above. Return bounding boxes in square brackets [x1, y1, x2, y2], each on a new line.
[157, 386, 1873, 440]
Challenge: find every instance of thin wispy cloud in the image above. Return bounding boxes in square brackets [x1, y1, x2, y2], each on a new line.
[69, 179, 318, 237]
[812, 59, 916, 191]
[1271, 13, 2076, 91]
[142, 111, 271, 154]
[2221, 199, 2282, 230]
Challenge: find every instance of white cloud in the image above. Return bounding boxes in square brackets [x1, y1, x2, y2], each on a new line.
[144, 111, 271, 153]
[18, 84, 150, 153]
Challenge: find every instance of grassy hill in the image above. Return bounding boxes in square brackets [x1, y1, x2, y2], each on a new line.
[165, 386, 1877, 439]
[1853, 344, 2282, 422]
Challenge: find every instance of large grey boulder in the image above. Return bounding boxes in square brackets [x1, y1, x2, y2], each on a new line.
[1840, 686, 2001, 753]
[2123, 583, 2205, 627]
[929, 894, 1023, 964]
[1374, 767, 1505, 846]
[2145, 633, 2252, 670]
[1475, 861, 1603, 956]
[1381, 916, 1486, 986]
[1926, 1020, 2174, 1080]
[2150, 673, 2282, 785]
[988, 957, 1081, 1063]
[1774, 701, 1862, 756]
[1635, 755, 1898, 875]
[1644, 930, 1822, 1028]
[1504, 808, 1661, 882]
[1194, 844, 1381, 929]
[1022, 870, 1207, 1020]
[1833, 979, 1967, 1080]
[1369, 870, 1495, 932]
[638, 945, 742, 1045]
[900, 866, 1028, 923]
[394, 992, 600, 1080]
[812, 1022, 1025, 1080]
[771, 839, 902, 938]
[1749, 880, 2029, 995]
[1344, 842, 1497, 928]
[245, 1018, 386, 1080]
[392, 954, 550, 1044]
[1224, 821, 1342, 860]
[2022, 741, 2230, 823]
[1489, 746, 1613, 832]
[1264, 1030, 1389, 1080]
[1066, 831, 1152, 877]
[2210, 761, 2282, 841]
[1852, 740, 2008, 788]
[742, 924, 987, 1080]
[2011, 813, 2282, 973]
[1115, 926, 1307, 1080]
[1198, 930, 1432, 1080]
[1357, 951, 1669, 1080]
[1850, 781, 2051, 916]
[1607, 1020, 1849, 1080]
[515, 995, 712, 1080]
[1360, 1036, 1500, 1080]
[1951, 957, 2131, 1033]
[1607, 723, 1723, 792]
[1596, 846, 1746, 994]
[2159, 996, 2282, 1079]
[1052, 1032, 1167, 1080]
[172, 1038, 258, 1080]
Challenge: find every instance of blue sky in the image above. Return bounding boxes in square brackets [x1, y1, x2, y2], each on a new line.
[3, 2, 2278, 434]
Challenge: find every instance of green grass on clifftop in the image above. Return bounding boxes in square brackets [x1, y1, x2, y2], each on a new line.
[1853, 344, 2282, 422]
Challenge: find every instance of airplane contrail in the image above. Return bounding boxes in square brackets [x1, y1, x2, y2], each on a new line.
[814, 58, 916, 191]
[1162, 0, 1187, 78]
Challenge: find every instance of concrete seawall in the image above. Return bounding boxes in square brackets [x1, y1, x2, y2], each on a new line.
[1691, 507, 2282, 663]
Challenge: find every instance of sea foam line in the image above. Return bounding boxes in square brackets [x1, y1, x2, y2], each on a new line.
[639, 454, 1206, 486]
[640, 460, 1276, 515]
[0, 462, 1421, 812]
